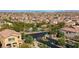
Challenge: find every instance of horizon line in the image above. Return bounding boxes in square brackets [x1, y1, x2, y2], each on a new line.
[0, 10, 78, 12]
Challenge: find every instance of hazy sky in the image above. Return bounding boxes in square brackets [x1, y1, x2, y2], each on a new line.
[0, 0, 78, 10]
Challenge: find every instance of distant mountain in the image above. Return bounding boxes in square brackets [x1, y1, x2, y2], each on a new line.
[0, 10, 64, 12]
[0, 10, 79, 12]
[62, 10, 79, 12]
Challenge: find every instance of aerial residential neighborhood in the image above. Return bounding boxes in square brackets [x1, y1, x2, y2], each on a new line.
[0, 11, 79, 48]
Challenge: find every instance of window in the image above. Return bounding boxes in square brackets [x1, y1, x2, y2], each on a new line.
[13, 45, 16, 47]
[13, 42, 17, 47]
[8, 38, 15, 42]
[19, 43, 21, 45]
[6, 44, 11, 48]
[13, 42, 17, 44]
[18, 36, 20, 38]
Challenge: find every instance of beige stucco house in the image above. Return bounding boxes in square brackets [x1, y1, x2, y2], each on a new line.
[0, 29, 23, 48]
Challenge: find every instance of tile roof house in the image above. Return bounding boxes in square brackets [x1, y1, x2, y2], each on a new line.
[65, 20, 76, 26]
[0, 29, 23, 48]
[60, 26, 79, 39]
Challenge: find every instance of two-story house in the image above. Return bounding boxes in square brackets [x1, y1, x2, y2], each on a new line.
[0, 29, 23, 48]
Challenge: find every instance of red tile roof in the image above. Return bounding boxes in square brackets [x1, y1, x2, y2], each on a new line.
[61, 26, 79, 33]
[0, 29, 21, 38]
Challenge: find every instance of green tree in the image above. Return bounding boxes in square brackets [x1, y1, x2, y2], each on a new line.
[58, 37, 65, 46]
[49, 25, 58, 34]
[57, 22, 65, 28]
[33, 26, 38, 31]
[12, 22, 25, 32]
[25, 23, 34, 28]
[38, 43, 48, 48]
[24, 35, 34, 44]
[1, 24, 13, 30]
[74, 42, 79, 48]
[48, 22, 65, 37]
[19, 43, 31, 48]
[56, 31, 64, 38]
